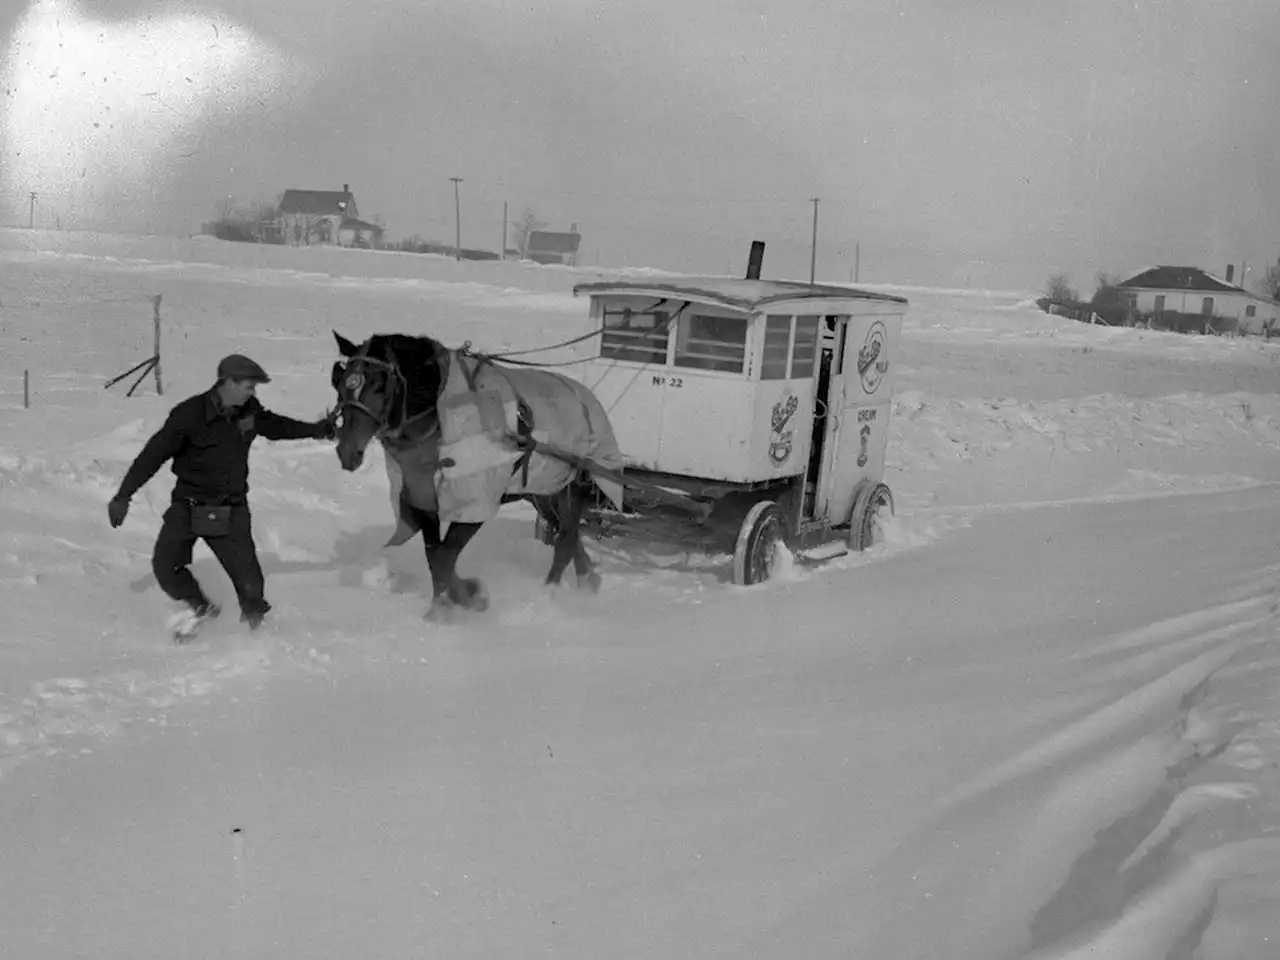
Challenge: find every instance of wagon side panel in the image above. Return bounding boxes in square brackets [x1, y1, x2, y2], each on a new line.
[578, 358, 666, 470]
[750, 378, 813, 481]
[652, 373, 759, 481]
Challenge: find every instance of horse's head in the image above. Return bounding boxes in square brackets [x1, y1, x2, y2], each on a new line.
[330, 330, 447, 471]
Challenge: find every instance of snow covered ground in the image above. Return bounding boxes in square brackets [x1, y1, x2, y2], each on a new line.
[1, 228, 1278, 958]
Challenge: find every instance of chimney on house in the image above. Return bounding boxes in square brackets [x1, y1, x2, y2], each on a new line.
[745, 241, 765, 280]
[1226, 264, 1235, 283]
[343, 183, 350, 194]
[570, 222, 579, 234]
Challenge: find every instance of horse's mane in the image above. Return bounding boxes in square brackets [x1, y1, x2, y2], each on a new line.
[365, 333, 446, 418]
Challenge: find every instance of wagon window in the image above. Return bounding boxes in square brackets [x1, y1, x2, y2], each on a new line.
[600, 306, 671, 365]
[673, 313, 749, 374]
[761, 315, 793, 380]
[790, 315, 819, 378]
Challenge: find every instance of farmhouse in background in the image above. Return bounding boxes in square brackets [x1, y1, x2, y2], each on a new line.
[1116, 265, 1280, 336]
[276, 184, 384, 249]
[525, 223, 582, 266]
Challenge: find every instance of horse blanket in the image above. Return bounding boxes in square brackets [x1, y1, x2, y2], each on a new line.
[381, 351, 623, 542]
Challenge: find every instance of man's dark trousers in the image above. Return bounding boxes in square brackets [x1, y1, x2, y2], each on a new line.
[152, 500, 269, 620]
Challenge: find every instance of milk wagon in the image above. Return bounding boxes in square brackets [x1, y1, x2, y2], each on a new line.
[534, 269, 908, 585]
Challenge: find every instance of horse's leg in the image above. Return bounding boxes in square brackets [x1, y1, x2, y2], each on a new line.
[567, 480, 601, 593]
[435, 520, 486, 610]
[403, 501, 486, 614]
[530, 493, 573, 588]
[540, 482, 598, 591]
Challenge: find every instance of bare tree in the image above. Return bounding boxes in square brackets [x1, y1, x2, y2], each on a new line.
[251, 196, 281, 222]
[208, 195, 272, 242]
[1044, 272, 1078, 303]
[1258, 260, 1280, 301]
[1093, 270, 1119, 298]
[510, 207, 547, 258]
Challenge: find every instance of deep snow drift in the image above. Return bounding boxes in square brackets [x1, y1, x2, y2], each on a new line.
[1, 229, 1278, 958]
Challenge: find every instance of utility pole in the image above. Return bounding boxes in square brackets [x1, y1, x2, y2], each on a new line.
[501, 200, 508, 261]
[29, 191, 37, 229]
[449, 177, 463, 261]
[809, 197, 819, 283]
[855, 243, 860, 283]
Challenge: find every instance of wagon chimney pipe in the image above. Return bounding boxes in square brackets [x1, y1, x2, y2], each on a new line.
[745, 241, 765, 280]
[1226, 264, 1234, 283]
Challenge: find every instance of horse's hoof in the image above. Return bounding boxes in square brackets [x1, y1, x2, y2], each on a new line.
[424, 598, 458, 624]
[578, 571, 602, 594]
[452, 577, 488, 612]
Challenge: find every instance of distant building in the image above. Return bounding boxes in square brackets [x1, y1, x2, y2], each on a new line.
[525, 223, 582, 266]
[1116, 265, 1280, 336]
[276, 184, 383, 248]
[337, 217, 384, 249]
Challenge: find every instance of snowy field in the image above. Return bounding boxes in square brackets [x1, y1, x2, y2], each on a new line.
[2, 227, 1279, 958]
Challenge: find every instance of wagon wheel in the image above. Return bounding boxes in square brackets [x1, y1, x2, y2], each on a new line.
[732, 500, 786, 586]
[848, 482, 894, 552]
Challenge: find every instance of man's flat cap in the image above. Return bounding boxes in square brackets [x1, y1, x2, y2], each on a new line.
[216, 354, 271, 383]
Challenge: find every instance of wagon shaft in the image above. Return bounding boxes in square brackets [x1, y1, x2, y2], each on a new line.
[509, 433, 714, 519]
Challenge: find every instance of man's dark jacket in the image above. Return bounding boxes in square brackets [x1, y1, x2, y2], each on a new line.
[115, 388, 326, 504]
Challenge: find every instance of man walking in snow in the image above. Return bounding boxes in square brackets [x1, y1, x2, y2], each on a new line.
[107, 354, 336, 640]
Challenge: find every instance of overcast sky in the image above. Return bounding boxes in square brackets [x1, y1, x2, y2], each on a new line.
[3, 0, 1278, 291]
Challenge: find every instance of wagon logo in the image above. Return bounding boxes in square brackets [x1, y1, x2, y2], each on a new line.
[769, 393, 799, 465]
[857, 321, 889, 395]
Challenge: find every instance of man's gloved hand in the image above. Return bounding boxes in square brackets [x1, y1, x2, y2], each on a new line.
[107, 497, 130, 528]
[314, 408, 339, 441]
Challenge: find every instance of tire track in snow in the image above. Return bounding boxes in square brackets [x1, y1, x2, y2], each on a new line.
[861, 587, 1280, 959]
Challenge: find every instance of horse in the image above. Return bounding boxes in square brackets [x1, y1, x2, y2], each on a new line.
[329, 330, 624, 617]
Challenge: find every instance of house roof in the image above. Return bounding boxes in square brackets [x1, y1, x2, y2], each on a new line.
[340, 216, 382, 233]
[573, 277, 907, 312]
[1118, 266, 1245, 294]
[278, 188, 354, 216]
[527, 230, 581, 255]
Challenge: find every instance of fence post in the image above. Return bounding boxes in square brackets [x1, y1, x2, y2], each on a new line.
[152, 294, 163, 396]
[23, 369, 29, 409]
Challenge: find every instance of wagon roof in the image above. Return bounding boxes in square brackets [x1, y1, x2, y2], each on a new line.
[573, 277, 907, 311]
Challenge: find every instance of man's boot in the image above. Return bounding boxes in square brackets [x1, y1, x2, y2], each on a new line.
[168, 600, 221, 643]
[241, 600, 271, 632]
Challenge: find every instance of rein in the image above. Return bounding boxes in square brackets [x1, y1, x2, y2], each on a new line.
[454, 297, 679, 370]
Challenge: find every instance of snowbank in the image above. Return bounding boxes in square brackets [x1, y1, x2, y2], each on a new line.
[2, 235, 1279, 958]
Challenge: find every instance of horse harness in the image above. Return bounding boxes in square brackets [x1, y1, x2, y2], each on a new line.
[336, 345, 537, 483]
[454, 349, 537, 485]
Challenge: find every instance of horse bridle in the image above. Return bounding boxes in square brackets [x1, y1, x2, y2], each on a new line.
[333, 351, 410, 438]
[334, 345, 450, 441]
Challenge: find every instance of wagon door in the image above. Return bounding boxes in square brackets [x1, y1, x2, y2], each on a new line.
[654, 306, 756, 479]
[818, 312, 900, 523]
[580, 296, 675, 468]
